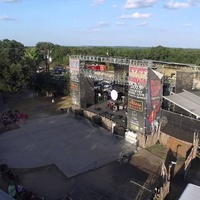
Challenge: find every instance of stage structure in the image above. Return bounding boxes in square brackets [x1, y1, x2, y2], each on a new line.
[69, 59, 81, 107]
[128, 67, 163, 135]
[69, 56, 163, 135]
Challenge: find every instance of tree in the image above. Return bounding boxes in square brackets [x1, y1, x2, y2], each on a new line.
[24, 47, 41, 72]
[0, 39, 29, 92]
[147, 45, 171, 61]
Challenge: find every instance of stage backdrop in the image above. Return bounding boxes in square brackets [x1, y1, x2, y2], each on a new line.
[128, 66, 147, 133]
[69, 59, 80, 107]
[146, 69, 163, 135]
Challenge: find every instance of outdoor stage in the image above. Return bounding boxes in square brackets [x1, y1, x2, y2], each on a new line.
[86, 100, 128, 129]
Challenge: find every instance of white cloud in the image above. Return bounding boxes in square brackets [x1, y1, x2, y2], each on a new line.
[92, 0, 104, 6]
[112, 4, 117, 8]
[0, 0, 22, 2]
[120, 12, 152, 19]
[138, 22, 148, 26]
[124, 0, 157, 9]
[164, 1, 190, 9]
[116, 22, 125, 26]
[80, 29, 101, 33]
[188, 0, 200, 5]
[0, 15, 16, 20]
[183, 23, 192, 27]
[98, 21, 110, 27]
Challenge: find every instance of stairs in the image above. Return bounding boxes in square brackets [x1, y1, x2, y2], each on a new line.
[125, 130, 138, 145]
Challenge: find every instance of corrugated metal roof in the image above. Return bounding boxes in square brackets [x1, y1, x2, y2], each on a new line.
[179, 183, 200, 200]
[163, 90, 200, 118]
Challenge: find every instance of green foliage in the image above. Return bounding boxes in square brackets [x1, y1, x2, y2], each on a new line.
[0, 39, 31, 92]
[24, 47, 41, 72]
[30, 72, 70, 96]
[1, 39, 200, 94]
[106, 63, 114, 71]
[32, 42, 200, 67]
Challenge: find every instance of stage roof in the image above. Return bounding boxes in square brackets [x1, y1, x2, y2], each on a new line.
[163, 90, 200, 118]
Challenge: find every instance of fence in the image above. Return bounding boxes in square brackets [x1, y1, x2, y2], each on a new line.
[161, 109, 200, 143]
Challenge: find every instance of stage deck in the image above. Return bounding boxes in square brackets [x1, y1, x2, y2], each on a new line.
[86, 101, 127, 128]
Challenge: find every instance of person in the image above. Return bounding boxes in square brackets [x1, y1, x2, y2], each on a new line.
[17, 182, 25, 195]
[8, 182, 17, 198]
[7, 170, 19, 181]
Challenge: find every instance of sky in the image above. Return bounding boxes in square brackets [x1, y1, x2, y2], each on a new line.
[0, 0, 200, 48]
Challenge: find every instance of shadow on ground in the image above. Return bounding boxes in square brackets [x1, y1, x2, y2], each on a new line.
[0, 154, 161, 200]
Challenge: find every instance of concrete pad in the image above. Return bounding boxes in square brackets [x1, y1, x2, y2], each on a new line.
[0, 115, 136, 178]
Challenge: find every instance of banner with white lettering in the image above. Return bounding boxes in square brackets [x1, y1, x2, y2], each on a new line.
[127, 66, 147, 133]
[70, 59, 80, 106]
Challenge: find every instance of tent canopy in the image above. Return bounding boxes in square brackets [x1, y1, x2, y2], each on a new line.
[163, 90, 200, 118]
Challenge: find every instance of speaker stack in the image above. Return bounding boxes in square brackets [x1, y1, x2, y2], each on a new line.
[114, 125, 125, 137]
[92, 115, 102, 126]
[75, 109, 84, 117]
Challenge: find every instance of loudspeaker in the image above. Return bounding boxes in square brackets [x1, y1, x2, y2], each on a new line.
[75, 109, 84, 117]
[114, 125, 125, 137]
[92, 115, 102, 126]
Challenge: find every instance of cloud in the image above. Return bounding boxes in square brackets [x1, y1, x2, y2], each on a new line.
[116, 22, 126, 26]
[138, 22, 148, 26]
[120, 12, 152, 19]
[164, 1, 190, 9]
[98, 21, 110, 27]
[183, 23, 192, 27]
[188, 0, 200, 5]
[0, 15, 16, 20]
[80, 29, 101, 33]
[112, 4, 117, 8]
[92, 0, 104, 6]
[0, 0, 22, 2]
[124, 0, 157, 9]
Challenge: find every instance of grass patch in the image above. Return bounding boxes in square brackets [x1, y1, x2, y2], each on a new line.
[146, 144, 168, 159]
[9, 95, 72, 119]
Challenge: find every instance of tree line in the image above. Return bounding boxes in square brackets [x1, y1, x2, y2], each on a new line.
[1, 39, 200, 93]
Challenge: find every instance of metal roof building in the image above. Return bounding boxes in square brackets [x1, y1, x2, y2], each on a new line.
[163, 90, 200, 118]
[179, 183, 200, 200]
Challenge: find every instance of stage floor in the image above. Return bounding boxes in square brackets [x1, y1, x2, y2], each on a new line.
[86, 101, 127, 128]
